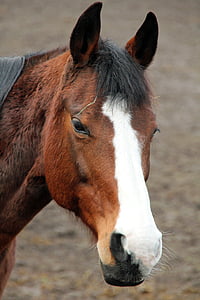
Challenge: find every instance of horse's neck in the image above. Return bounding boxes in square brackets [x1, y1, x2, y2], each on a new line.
[22, 50, 68, 109]
[0, 50, 68, 206]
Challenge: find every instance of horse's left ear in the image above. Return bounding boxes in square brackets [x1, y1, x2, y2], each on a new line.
[125, 12, 158, 68]
[70, 2, 102, 67]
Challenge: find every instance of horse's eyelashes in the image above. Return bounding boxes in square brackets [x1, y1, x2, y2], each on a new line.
[152, 128, 160, 137]
[71, 118, 90, 136]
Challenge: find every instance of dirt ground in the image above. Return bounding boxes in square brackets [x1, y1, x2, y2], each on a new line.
[0, 0, 199, 299]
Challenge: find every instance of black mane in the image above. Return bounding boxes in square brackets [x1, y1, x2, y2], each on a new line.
[94, 40, 150, 109]
[24, 47, 67, 68]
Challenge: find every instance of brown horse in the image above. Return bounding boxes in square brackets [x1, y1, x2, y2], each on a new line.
[0, 2, 162, 297]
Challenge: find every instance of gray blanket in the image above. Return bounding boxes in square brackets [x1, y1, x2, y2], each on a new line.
[0, 56, 25, 110]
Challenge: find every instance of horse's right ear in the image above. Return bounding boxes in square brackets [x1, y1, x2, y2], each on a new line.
[70, 2, 102, 67]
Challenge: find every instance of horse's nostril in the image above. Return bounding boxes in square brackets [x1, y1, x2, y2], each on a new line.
[110, 232, 128, 262]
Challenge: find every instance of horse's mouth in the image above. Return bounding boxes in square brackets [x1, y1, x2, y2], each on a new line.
[100, 259, 145, 287]
[104, 275, 144, 287]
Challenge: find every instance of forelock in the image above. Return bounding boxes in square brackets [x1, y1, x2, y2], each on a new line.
[94, 40, 150, 110]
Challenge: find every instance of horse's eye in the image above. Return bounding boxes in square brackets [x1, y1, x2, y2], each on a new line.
[152, 128, 160, 137]
[71, 118, 90, 136]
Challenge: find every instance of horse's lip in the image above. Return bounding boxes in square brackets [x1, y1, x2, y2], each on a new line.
[100, 260, 145, 287]
[104, 275, 144, 287]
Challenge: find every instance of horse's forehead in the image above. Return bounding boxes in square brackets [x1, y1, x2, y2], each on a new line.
[101, 99, 155, 134]
[131, 104, 156, 132]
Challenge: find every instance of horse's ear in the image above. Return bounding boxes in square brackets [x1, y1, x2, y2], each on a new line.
[125, 12, 158, 68]
[70, 2, 102, 67]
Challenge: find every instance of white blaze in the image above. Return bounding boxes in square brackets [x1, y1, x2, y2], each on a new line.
[102, 97, 162, 274]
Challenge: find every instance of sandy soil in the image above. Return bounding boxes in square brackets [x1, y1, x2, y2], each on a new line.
[0, 0, 199, 299]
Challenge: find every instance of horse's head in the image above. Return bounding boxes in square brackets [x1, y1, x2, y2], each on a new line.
[44, 2, 162, 286]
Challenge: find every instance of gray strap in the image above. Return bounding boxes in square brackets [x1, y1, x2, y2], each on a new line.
[0, 56, 25, 110]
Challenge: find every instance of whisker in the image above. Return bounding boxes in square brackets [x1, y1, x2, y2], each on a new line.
[162, 230, 175, 236]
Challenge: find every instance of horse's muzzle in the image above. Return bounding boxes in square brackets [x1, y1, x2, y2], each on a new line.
[100, 233, 148, 286]
[101, 258, 144, 287]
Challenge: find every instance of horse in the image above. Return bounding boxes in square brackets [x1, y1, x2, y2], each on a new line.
[0, 2, 162, 297]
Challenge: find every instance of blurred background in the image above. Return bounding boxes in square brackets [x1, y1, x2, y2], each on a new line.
[0, 0, 199, 299]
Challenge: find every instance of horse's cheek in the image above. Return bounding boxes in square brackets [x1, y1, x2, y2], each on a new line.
[44, 135, 78, 209]
[72, 184, 98, 235]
